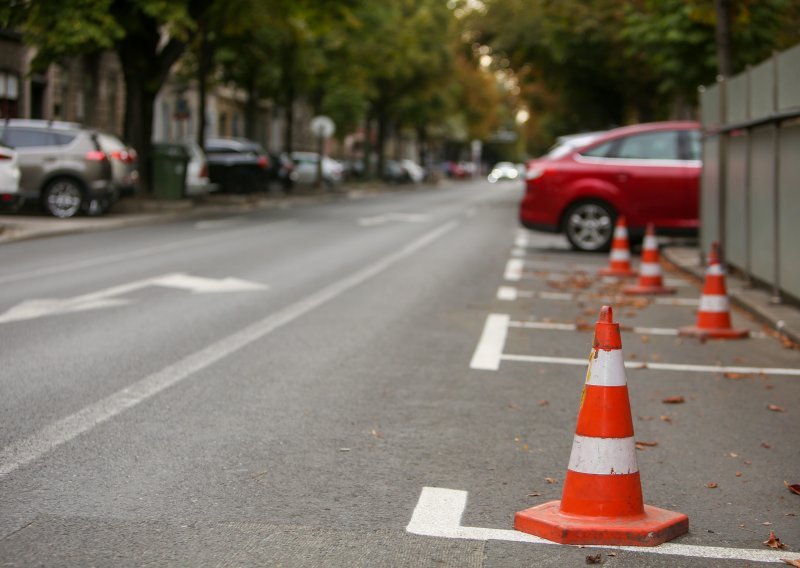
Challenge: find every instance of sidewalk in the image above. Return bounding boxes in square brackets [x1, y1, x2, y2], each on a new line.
[662, 246, 800, 346]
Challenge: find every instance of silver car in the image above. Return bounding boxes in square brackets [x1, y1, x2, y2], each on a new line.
[0, 119, 117, 217]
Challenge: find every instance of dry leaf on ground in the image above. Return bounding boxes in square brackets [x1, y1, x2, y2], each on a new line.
[585, 554, 602, 564]
[785, 481, 800, 496]
[659, 415, 672, 423]
[768, 404, 786, 412]
[764, 531, 788, 549]
[707, 482, 718, 489]
[762, 442, 772, 449]
[780, 559, 800, 567]
[545, 477, 557, 484]
[635, 441, 658, 451]
[538, 399, 549, 406]
[662, 396, 685, 404]
[528, 491, 541, 497]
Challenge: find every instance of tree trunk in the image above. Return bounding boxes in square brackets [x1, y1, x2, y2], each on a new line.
[362, 110, 372, 179]
[121, 76, 157, 195]
[715, 0, 733, 77]
[417, 124, 427, 170]
[376, 106, 386, 182]
[244, 73, 259, 141]
[196, 23, 211, 149]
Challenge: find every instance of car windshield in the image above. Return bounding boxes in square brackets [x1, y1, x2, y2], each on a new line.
[544, 132, 604, 160]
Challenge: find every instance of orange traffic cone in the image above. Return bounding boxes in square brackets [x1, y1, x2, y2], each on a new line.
[623, 224, 676, 295]
[598, 217, 637, 277]
[515, 306, 689, 546]
[679, 242, 749, 339]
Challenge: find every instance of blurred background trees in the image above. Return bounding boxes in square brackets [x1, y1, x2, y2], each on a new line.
[3, 0, 799, 178]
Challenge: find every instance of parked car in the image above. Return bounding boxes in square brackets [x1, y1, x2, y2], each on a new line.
[487, 161, 519, 183]
[181, 140, 215, 197]
[204, 137, 273, 193]
[519, 121, 701, 251]
[290, 151, 343, 187]
[0, 119, 118, 218]
[97, 132, 139, 198]
[0, 144, 21, 210]
[267, 151, 295, 191]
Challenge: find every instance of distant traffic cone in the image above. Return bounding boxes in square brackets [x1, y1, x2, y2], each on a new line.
[623, 224, 676, 295]
[679, 242, 749, 339]
[598, 217, 637, 277]
[515, 306, 689, 546]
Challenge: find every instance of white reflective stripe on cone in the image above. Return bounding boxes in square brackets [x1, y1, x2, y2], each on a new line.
[699, 294, 729, 313]
[639, 262, 662, 276]
[643, 235, 658, 249]
[586, 349, 628, 387]
[610, 249, 630, 261]
[567, 435, 639, 475]
[614, 227, 628, 238]
[707, 264, 725, 276]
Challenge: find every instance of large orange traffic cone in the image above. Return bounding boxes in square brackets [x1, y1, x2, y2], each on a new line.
[515, 306, 689, 546]
[679, 242, 749, 339]
[623, 224, 676, 295]
[598, 217, 637, 277]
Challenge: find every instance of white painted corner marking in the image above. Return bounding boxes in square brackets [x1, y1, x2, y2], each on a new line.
[470, 314, 509, 371]
[406, 487, 800, 564]
[504, 259, 523, 281]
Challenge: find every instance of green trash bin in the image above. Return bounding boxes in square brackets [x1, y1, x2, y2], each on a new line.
[151, 143, 189, 200]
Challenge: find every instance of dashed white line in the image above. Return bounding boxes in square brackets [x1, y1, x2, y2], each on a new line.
[470, 314, 510, 371]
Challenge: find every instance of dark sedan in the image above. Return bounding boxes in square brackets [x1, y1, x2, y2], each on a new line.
[204, 137, 274, 193]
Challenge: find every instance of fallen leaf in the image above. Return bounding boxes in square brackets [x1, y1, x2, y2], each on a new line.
[662, 396, 685, 404]
[538, 399, 549, 406]
[545, 477, 557, 484]
[724, 372, 755, 380]
[707, 482, 718, 489]
[736, 472, 743, 477]
[659, 415, 673, 423]
[768, 404, 786, 412]
[764, 531, 788, 549]
[729, 453, 739, 458]
[763, 522, 772, 526]
[785, 481, 800, 496]
[585, 554, 602, 564]
[744, 460, 752, 465]
[527, 492, 541, 497]
[371, 429, 384, 439]
[607, 552, 617, 557]
[638, 415, 654, 421]
[635, 441, 658, 450]
[780, 559, 800, 567]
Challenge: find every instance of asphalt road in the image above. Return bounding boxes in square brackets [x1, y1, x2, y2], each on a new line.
[0, 180, 798, 567]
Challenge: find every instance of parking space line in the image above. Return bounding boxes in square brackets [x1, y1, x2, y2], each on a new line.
[504, 259, 524, 281]
[406, 487, 800, 563]
[470, 314, 510, 371]
[501, 353, 800, 376]
[496, 286, 700, 306]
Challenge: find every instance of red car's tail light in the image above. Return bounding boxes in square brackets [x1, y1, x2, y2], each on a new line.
[85, 150, 107, 161]
[257, 155, 271, 169]
[0, 152, 11, 160]
[110, 150, 137, 163]
[200, 163, 208, 178]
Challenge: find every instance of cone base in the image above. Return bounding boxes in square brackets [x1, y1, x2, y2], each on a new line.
[623, 284, 676, 295]
[598, 267, 637, 278]
[679, 325, 750, 339]
[515, 500, 688, 547]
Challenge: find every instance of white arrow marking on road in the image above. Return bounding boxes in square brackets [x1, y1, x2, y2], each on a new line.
[0, 273, 267, 324]
[358, 212, 430, 227]
[406, 487, 800, 564]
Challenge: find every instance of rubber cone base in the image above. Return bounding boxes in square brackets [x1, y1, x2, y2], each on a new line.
[598, 267, 637, 278]
[515, 500, 689, 546]
[623, 284, 676, 295]
[678, 325, 750, 339]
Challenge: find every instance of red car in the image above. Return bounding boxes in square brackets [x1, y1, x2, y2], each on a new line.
[519, 121, 701, 251]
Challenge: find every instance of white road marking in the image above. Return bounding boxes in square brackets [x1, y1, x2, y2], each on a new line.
[0, 223, 287, 285]
[504, 259, 523, 281]
[500, 354, 800, 376]
[358, 212, 430, 226]
[497, 286, 699, 306]
[0, 221, 458, 477]
[406, 487, 800, 564]
[0, 273, 267, 324]
[514, 233, 529, 248]
[508, 318, 764, 338]
[510, 248, 526, 257]
[470, 314, 510, 371]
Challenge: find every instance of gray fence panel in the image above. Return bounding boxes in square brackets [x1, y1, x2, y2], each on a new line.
[778, 123, 800, 299]
[701, 136, 720, 255]
[777, 44, 800, 111]
[726, 74, 748, 123]
[748, 126, 776, 282]
[750, 59, 775, 121]
[724, 134, 748, 267]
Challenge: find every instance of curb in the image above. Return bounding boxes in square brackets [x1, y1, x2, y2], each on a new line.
[662, 246, 800, 347]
